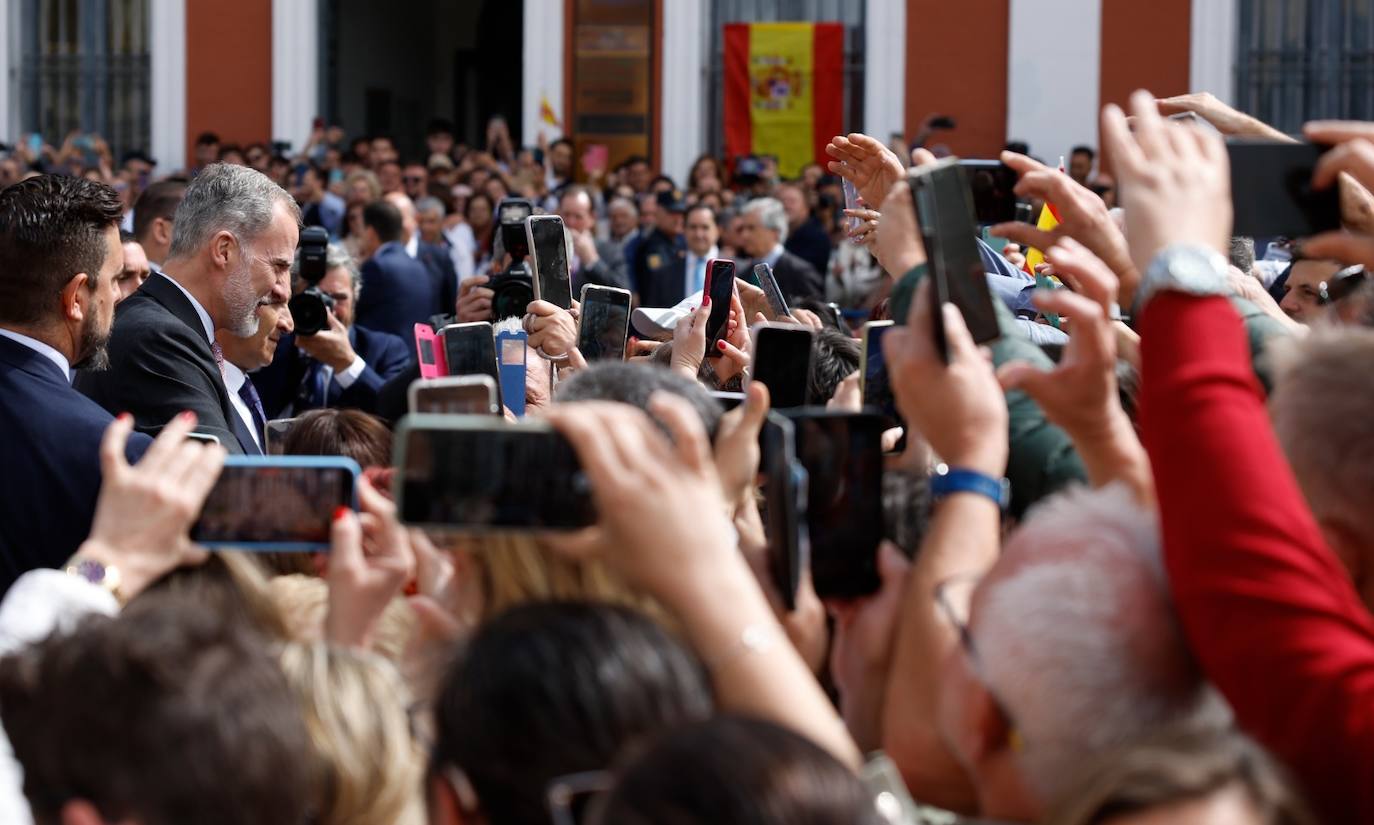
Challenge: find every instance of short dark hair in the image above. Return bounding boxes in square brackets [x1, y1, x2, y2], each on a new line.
[132, 179, 188, 243]
[282, 408, 392, 467]
[426, 118, 455, 137]
[808, 326, 861, 404]
[685, 203, 718, 226]
[0, 600, 315, 825]
[550, 137, 574, 152]
[598, 716, 884, 825]
[432, 602, 712, 825]
[624, 155, 650, 169]
[195, 131, 221, 146]
[362, 200, 404, 244]
[556, 361, 726, 440]
[1071, 145, 1096, 161]
[0, 174, 123, 325]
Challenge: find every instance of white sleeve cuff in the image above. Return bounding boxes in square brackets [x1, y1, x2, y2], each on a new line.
[333, 355, 367, 389]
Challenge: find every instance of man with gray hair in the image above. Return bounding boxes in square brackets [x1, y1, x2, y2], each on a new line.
[76, 163, 299, 450]
[253, 241, 411, 417]
[735, 195, 823, 301]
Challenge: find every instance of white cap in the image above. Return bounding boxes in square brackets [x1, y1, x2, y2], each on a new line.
[631, 290, 703, 340]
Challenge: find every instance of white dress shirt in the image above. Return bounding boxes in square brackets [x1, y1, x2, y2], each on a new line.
[221, 362, 262, 450]
[0, 328, 71, 381]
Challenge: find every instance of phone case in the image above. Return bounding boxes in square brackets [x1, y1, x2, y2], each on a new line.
[407, 375, 499, 416]
[192, 455, 361, 551]
[495, 330, 528, 417]
[414, 323, 447, 378]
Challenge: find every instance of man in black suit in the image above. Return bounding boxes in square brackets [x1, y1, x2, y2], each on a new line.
[778, 182, 834, 276]
[736, 196, 824, 302]
[0, 175, 155, 590]
[386, 191, 459, 314]
[643, 203, 721, 310]
[76, 163, 300, 451]
[254, 242, 413, 418]
[558, 185, 630, 293]
[632, 190, 687, 306]
[353, 200, 443, 341]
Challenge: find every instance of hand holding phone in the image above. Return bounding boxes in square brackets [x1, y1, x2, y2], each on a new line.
[703, 259, 738, 358]
[749, 323, 815, 409]
[577, 285, 632, 361]
[527, 214, 573, 309]
[192, 456, 361, 550]
[1228, 140, 1341, 238]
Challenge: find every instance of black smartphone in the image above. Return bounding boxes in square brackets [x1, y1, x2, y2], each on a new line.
[439, 322, 500, 400]
[753, 262, 791, 319]
[577, 284, 632, 361]
[703, 258, 737, 358]
[749, 323, 815, 408]
[264, 417, 300, 455]
[1228, 140, 1341, 239]
[908, 161, 1001, 362]
[781, 409, 886, 599]
[192, 456, 360, 550]
[759, 414, 809, 612]
[408, 375, 500, 415]
[394, 415, 597, 531]
[860, 321, 899, 423]
[497, 197, 534, 261]
[526, 214, 573, 309]
[710, 390, 746, 410]
[958, 159, 1020, 225]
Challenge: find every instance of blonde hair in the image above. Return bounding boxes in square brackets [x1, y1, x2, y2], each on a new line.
[130, 551, 290, 640]
[268, 574, 416, 663]
[279, 642, 425, 825]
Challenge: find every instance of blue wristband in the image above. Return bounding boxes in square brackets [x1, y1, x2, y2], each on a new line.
[930, 463, 1010, 509]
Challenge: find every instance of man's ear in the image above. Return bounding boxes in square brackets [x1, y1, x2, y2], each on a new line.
[59, 799, 108, 825]
[210, 229, 236, 269]
[61, 273, 91, 324]
[154, 216, 172, 247]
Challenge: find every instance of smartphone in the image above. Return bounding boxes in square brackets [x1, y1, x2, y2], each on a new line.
[192, 456, 360, 550]
[1228, 140, 1341, 239]
[26, 134, 42, 155]
[578, 284, 632, 361]
[408, 375, 499, 415]
[907, 161, 1001, 362]
[582, 143, 609, 176]
[185, 432, 221, 446]
[753, 263, 791, 320]
[758, 414, 810, 612]
[750, 323, 815, 409]
[495, 329, 528, 417]
[264, 417, 300, 455]
[842, 177, 862, 231]
[958, 159, 1020, 225]
[710, 390, 746, 411]
[703, 258, 737, 358]
[526, 214, 573, 309]
[440, 322, 499, 392]
[414, 323, 447, 379]
[497, 198, 534, 262]
[860, 321, 899, 423]
[781, 409, 885, 599]
[394, 415, 597, 531]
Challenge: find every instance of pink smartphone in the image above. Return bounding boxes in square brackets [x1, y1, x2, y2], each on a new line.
[414, 323, 447, 378]
[582, 144, 609, 176]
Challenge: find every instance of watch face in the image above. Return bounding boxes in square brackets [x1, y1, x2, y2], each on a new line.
[73, 559, 106, 584]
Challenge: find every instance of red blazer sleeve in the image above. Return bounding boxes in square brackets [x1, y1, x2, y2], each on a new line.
[1139, 293, 1374, 822]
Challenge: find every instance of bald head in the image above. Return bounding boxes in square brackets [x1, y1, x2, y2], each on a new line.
[384, 191, 417, 242]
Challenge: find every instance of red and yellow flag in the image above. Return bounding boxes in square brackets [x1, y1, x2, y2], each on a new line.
[1023, 202, 1061, 274]
[724, 22, 844, 179]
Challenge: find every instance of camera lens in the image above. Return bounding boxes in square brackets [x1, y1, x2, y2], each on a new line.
[490, 269, 533, 322]
[288, 289, 334, 336]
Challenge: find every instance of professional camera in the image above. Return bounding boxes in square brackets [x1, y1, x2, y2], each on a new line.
[487, 197, 536, 322]
[287, 226, 332, 336]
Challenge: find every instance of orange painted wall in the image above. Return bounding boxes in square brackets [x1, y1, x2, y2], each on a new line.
[185, 0, 273, 162]
[1099, 0, 1192, 110]
[904, 0, 1010, 158]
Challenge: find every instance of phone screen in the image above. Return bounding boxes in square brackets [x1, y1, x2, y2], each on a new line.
[754, 263, 791, 319]
[704, 259, 736, 357]
[1228, 141, 1341, 238]
[496, 332, 527, 417]
[192, 460, 358, 548]
[578, 287, 631, 361]
[397, 420, 597, 530]
[527, 216, 573, 309]
[442, 323, 499, 385]
[861, 322, 898, 422]
[958, 159, 1019, 225]
[784, 410, 885, 599]
[409, 378, 498, 415]
[264, 418, 300, 455]
[759, 415, 808, 612]
[751, 326, 815, 408]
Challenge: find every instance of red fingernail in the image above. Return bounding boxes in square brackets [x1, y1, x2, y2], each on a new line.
[117, 412, 131, 423]
[178, 411, 196, 423]
[703, 296, 711, 306]
[716, 340, 727, 351]
[333, 506, 350, 522]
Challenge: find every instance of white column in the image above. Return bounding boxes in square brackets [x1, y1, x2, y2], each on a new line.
[863, 0, 906, 143]
[522, 0, 565, 147]
[1190, 0, 1237, 105]
[660, 0, 705, 186]
[0, 0, 12, 144]
[149, 0, 186, 171]
[272, 0, 318, 153]
[1007, 0, 1102, 162]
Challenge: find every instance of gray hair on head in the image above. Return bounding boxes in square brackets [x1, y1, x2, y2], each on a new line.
[415, 196, 446, 217]
[743, 196, 788, 244]
[168, 163, 300, 259]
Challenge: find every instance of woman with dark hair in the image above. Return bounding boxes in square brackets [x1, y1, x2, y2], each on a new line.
[591, 716, 883, 825]
[427, 601, 712, 825]
[689, 154, 727, 192]
[451, 191, 496, 279]
[280, 408, 392, 468]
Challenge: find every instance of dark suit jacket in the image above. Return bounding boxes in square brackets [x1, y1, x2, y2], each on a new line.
[253, 324, 413, 418]
[574, 238, 630, 294]
[785, 217, 834, 276]
[417, 240, 459, 316]
[74, 271, 242, 451]
[766, 250, 825, 303]
[0, 335, 152, 592]
[354, 242, 443, 342]
[641, 255, 691, 310]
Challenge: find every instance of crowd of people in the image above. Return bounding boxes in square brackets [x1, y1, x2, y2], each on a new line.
[1, 82, 1373, 825]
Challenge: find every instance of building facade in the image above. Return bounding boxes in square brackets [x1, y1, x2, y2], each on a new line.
[2, 0, 1370, 184]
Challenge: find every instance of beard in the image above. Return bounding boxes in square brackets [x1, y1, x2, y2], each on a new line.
[224, 262, 262, 337]
[72, 318, 111, 371]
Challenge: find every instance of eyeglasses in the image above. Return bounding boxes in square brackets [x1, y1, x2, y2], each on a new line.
[933, 573, 1026, 753]
[547, 770, 612, 825]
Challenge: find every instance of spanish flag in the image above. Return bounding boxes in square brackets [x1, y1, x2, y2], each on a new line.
[539, 94, 560, 129]
[1022, 202, 1061, 275]
[723, 22, 844, 178]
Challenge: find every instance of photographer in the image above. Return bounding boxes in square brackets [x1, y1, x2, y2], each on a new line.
[254, 241, 411, 418]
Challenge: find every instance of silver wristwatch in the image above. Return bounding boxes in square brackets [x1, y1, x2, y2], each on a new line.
[1133, 244, 1230, 315]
